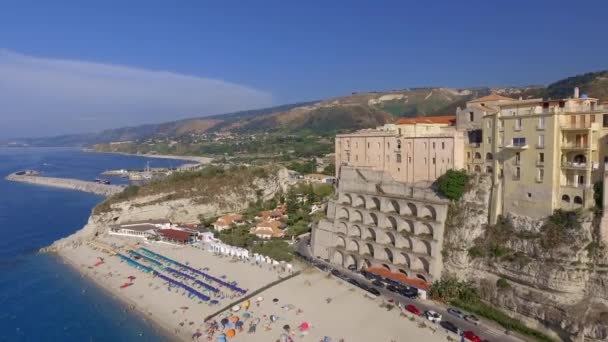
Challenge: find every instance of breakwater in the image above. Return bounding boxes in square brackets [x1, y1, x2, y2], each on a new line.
[6, 172, 124, 197]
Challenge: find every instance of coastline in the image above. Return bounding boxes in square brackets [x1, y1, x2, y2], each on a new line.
[55, 248, 181, 342]
[84, 149, 213, 165]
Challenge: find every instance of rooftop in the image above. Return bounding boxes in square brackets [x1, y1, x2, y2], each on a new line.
[158, 229, 193, 242]
[468, 93, 513, 103]
[395, 115, 455, 125]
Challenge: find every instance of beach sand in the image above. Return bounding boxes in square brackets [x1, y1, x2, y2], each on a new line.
[58, 235, 450, 342]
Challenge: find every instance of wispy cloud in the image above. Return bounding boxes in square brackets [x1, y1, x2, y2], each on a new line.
[0, 49, 273, 138]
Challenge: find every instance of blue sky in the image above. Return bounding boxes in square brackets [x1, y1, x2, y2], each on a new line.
[1, 0, 607, 138]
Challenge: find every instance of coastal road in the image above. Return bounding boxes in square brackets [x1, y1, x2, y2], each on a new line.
[295, 236, 525, 342]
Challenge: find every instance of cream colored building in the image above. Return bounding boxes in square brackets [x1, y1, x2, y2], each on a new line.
[456, 88, 608, 220]
[335, 116, 465, 184]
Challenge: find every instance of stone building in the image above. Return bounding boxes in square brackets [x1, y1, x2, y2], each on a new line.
[311, 166, 449, 284]
[334, 116, 465, 184]
[456, 88, 608, 220]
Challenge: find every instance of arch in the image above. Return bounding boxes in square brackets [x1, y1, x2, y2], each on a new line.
[415, 222, 434, 237]
[474, 152, 482, 159]
[370, 197, 381, 210]
[416, 274, 428, 283]
[486, 166, 493, 174]
[413, 239, 432, 256]
[384, 248, 394, 263]
[332, 250, 344, 266]
[363, 243, 375, 257]
[561, 194, 570, 203]
[368, 212, 379, 226]
[335, 236, 346, 249]
[411, 257, 430, 273]
[348, 224, 362, 238]
[385, 231, 397, 247]
[353, 195, 366, 208]
[399, 219, 415, 234]
[342, 193, 352, 205]
[486, 152, 493, 160]
[387, 216, 398, 231]
[574, 196, 583, 205]
[351, 210, 363, 223]
[361, 258, 372, 270]
[573, 154, 586, 164]
[365, 228, 377, 242]
[397, 252, 411, 268]
[400, 236, 413, 251]
[344, 254, 357, 269]
[420, 205, 437, 221]
[337, 222, 348, 235]
[389, 199, 400, 214]
[347, 239, 360, 252]
[398, 269, 409, 278]
[474, 165, 481, 173]
[338, 208, 349, 220]
[381, 263, 391, 271]
[405, 203, 418, 217]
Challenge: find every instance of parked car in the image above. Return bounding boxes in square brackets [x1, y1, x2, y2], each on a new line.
[405, 304, 420, 315]
[386, 284, 399, 293]
[398, 286, 418, 298]
[364, 286, 381, 296]
[347, 264, 357, 271]
[462, 330, 481, 342]
[464, 314, 480, 325]
[371, 279, 384, 288]
[330, 269, 342, 278]
[424, 310, 442, 323]
[440, 321, 461, 335]
[347, 278, 360, 287]
[447, 308, 466, 319]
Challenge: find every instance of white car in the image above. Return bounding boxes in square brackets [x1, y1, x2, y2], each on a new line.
[424, 310, 442, 323]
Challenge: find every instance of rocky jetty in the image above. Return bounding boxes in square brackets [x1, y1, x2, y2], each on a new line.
[6, 172, 124, 196]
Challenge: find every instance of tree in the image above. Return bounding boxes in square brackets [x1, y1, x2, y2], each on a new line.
[594, 181, 603, 209]
[436, 169, 469, 201]
[286, 188, 298, 215]
[322, 163, 335, 176]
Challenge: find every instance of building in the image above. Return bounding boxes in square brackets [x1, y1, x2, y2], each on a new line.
[456, 88, 608, 219]
[212, 214, 245, 231]
[256, 204, 287, 222]
[311, 166, 449, 284]
[334, 116, 465, 184]
[250, 220, 285, 239]
[158, 229, 195, 244]
[110, 224, 159, 239]
[303, 173, 336, 184]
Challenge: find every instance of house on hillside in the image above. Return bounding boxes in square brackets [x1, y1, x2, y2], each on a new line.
[256, 204, 288, 222]
[304, 173, 336, 184]
[213, 214, 245, 231]
[250, 220, 285, 239]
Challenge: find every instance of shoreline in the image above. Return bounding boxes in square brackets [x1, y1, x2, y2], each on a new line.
[55, 249, 180, 342]
[84, 149, 213, 164]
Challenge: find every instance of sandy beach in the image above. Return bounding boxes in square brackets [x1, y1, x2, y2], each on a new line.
[57, 234, 453, 342]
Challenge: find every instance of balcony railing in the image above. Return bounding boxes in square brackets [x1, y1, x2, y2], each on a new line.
[512, 175, 521, 181]
[536, 124, 545, 130]
[536, 159, 544, 166]
[563, 182, 591, 189]
[561, 143, 592, 150]
[561, 122, 594, 130]
[535, 177, 543, 183]
[513, 159, 521, 166]
[535, 143, 545, 149]
[469, 142, 481, 148]
[514, 126, 522, 131]
[562, 161, 588, 169]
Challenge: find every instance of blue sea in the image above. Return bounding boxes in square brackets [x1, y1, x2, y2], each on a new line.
[0, 148, 190, 342]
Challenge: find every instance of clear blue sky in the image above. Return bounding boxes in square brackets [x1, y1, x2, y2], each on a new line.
[1, 0, 607, 138]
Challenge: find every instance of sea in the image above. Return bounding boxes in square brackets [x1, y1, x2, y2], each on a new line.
[0, 147, 190, 342]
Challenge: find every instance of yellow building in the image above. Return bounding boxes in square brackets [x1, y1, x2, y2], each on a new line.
[457, 88, 608, 220]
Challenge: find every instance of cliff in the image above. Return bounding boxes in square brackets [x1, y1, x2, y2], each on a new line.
[443, 175, 608, 341]
[43, 166, 296, 252]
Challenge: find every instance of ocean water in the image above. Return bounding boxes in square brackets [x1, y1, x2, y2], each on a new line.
[0, 148, 188, 342]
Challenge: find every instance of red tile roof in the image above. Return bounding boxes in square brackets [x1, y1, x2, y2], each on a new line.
[158, 229, 192, 242]
[395, 115, 455, 125]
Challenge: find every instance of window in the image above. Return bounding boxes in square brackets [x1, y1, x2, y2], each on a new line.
[467, 152, 471, 159]
[368, 142, 370, 148]
[397, 140, 401, 149]
[469, 112, 474, 122]
[377, 142, 380, 148]
[432, 157, 436, 165]
[538, 117, 545, 129]
[355, 155, 358, 161]
[432, 142, 436, 149]
[603, 114, 608, 128]
[424, 158, 427, 165]
[590, 115, 596, 124]
[537, 135, 544, 148]
[515, 152, 521, 165]
[514, 118, 522, 130]
[538, 152, 544, 163]
[499, 133, 504, 147]
[396, 154, 402, 163]
[498, 120, 504, 130]
[487, 120, 492, 129]
[486, 136, 491, 144]
[441, 142, 445, 149]
[355, 142, 358, 148]
[387, 142, 390, 149]
[512, 137, 526, 147]
[515, 167, 521, 180]
[537, 168, 544, 182]
[408, 156, 412, 163]
[398, 128, 402, 135]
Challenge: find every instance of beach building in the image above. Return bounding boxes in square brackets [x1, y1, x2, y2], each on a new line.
[110, 224, 159, 239]
[212, 214, 245, 231]
[250, 220, 285, 239]
[456, 88, 608, 220]
[312, 166, 449, 284]
[158, 229, 195, 245]
[334, 116, 465, 184]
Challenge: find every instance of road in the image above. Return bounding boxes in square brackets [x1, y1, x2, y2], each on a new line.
[295, 236, 525, 342]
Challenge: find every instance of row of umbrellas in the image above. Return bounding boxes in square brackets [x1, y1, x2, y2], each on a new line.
[165, 267, 220, 293]
[128, 250, 163, 267]
[154, 272, 210, 301]
[116, 254, 154, 273]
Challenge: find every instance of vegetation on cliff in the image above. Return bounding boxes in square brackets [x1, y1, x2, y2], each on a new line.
[436, 169, 469, 201]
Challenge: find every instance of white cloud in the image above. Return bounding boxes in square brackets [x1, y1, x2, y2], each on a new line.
[0, 49, 273, 138]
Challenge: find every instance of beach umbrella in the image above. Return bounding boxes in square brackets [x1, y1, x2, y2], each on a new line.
[231, 305, 240, 312]
[210, 300, 219, 305]
[283, 324, 290, 331]
[242, 300, 250, 309]
[217, 335, 226, 342]
[256, 296, 264, 302]
[221, 318, 229, 326]
[229, 316, 239, 323]
[270, 315, 277, 322]
[299, 322, 309, 330]
[235, 321, 244, 328]
[241, 312, 250, 319]
[273, 298, 279, 303]
[225, 329, 236, 338]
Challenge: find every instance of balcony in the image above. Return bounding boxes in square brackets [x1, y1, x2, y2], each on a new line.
[513, 126, 522, 132]
[513, 159, 521, 166]
[512, 175, 521, 181]
[505, 143, 528, 150]
[535, 143, 545, 149]
[536, 159, 544, 166]
[535, 177, 543, 183]
[468, 142, 481, 148]
[536, 124, 545, 130]
[562, 182, 591, 189]
[561, 143, 594, 151]
[561, 161, 590, 170]
[561, 122, 596, 131]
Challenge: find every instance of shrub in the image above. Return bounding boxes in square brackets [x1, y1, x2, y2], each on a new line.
[468, 246, 485, 258]
[252, 240, 293, 262]
[496, 278, 511, 289]
[436, 169, 469, 201]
